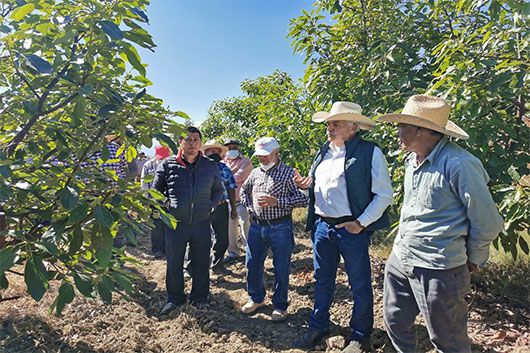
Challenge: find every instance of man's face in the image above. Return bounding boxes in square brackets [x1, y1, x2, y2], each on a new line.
[204, 147, 222, 157]
[179, 132, 202, 155]
[257, 149, 278, 166]
[326, 120, 357, 144]
[397, 123, 421, 152]
[226, 144, 240, 151]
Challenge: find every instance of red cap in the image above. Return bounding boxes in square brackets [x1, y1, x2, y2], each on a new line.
[155, 146, 170, 160]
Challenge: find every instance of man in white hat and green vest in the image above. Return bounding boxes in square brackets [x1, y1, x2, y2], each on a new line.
[293, 102, 394, 352]
[377, 95, 504, 352]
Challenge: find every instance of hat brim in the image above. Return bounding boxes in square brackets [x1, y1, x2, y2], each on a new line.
[223, 141, 240, 146]
[312, 112, 376, 130]
[201, 145, 229, 154]
[377, 113, 469, 140]
[252, 149, 273, 157]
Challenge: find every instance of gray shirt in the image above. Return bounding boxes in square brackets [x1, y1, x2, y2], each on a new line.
[394, 137, 503, 270]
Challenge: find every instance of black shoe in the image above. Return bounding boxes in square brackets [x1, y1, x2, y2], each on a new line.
[153, 251, 165, 259]
[292, 329, 330, 349]
[160, 302, 179, 315]
[191, 301, 210, 310]
[223, 255, 240, 265]
[212, 263, 232, 275]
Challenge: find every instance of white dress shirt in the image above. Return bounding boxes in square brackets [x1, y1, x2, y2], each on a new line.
[314, 144, 394, 227]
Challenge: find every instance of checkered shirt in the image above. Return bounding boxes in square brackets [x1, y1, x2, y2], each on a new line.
[81, 142, 127, 186]
[240, 161, 308, 220]
[218, 162, 237, 200]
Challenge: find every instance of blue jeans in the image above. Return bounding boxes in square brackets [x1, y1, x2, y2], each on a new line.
[245, 219, 294, 311]
[309, 218, 373, 341]
[383, 251, 471, 352]
[165, 218, 211, 305]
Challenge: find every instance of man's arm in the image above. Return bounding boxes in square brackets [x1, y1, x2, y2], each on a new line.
[356, 147, 394, 227]
[239, 170, 255, 214]
[451, 157, 504, 267]
[153, 161, 167, 195]
[276, 168, 309, 209]
[210, 166, 224, 206]
[232, 157, 253, 184]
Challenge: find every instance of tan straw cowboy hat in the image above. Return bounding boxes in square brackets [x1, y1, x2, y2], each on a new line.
[312, 101, 376, 130]
[377, 95, 469, 140]
[201, 139, 229, 154]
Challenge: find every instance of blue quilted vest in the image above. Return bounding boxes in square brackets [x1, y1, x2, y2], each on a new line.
[305, 134, 390, 232]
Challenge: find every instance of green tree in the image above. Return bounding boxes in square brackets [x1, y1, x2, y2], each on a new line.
[202, 70, 322, 174]
[288, 0, 529, 258]
[0, 0, 183, 314]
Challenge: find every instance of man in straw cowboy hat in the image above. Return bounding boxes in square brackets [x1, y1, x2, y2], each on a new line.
[239, 137, 308, 322]
[377, 95, 503, 352]
[201, 139, 238, 275]
[293, 102, 394, 352]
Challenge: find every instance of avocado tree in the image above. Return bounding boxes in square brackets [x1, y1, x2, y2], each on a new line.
[0, 0, 182, 314]
[201, 70, 323, 174]
[288, 0, 529, 258]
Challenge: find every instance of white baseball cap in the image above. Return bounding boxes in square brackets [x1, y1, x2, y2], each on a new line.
[253, 137, 280, 157]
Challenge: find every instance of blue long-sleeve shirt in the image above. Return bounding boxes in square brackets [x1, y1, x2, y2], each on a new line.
[394, 137, 504, 269]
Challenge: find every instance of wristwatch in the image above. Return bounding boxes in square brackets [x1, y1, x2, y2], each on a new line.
[355, 219, 366, 230]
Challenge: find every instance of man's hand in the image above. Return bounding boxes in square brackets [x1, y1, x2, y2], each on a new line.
[257, 195, 278, 207]
[293, 169, 312, 190]
[467, 261, 479, 274]
[335, 221, 362, 234]
[230, 209, 238, 220]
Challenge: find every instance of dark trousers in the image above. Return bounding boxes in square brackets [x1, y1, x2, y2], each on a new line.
[165, 218, 211, 305]
[151, 215, 166, 254]
[211, 202, 229, 267]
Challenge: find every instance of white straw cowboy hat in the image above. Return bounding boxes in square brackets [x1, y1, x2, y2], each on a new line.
[312, 101, 376, 130]
[201, 139, 229, 154]
[377, 95, 469, 140]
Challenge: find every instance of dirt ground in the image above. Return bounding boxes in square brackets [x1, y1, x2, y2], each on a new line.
[1, 222, 530, 353]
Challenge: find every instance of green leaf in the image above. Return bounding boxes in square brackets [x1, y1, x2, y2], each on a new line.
[130, 7, 149, 23]
[68, 225, 83, 255]
[26, 54, 53, 75]
[25, 255, 49, 301]
[148, 189, 164, 200]
[125, 146, 137, 163]
[0, 247, 19, 275]
[140, 133, 152, 148]
[98, 280, 112, 304]
[0, 273, 8, 289]
[94, 205, 114, 228]
[69, 202, 89, 223]
[72, 97, 85, 127]
[98, 20, 123, 40]
[74, 273, 94, 297]
[508, 166, 521, 183]
[155, 132, 179, 154]
[101, 146, 110, 162]
[11, 3, 35, 21]
[98, 105, 119, 117]
[519, 236, 529, 255]
[35, 241, 60, 255]
[143, 174, 154, 183]
[59, 282, 75, 303]
[94, 229, 113, 269]
[156, 206, 177, 230]
[112, 271, 134, 293]
[57, 186, 79, 211]
[123, 44, 146, 77]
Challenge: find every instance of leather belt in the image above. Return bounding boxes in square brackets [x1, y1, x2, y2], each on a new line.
[256, 214, 291, 226]
[320, 215, 356, 226]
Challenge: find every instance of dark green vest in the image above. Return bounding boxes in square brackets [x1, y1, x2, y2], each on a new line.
[305, 134, 390, 232]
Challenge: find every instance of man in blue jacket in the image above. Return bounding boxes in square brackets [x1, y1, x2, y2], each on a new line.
[293, 102, 394, 352]
[154, 127, 224, 314]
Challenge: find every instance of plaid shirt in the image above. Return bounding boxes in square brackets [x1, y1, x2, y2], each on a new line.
[80, 142, 127, 186]
[218, 162, 237, 200]
[240, 161, 307, 220]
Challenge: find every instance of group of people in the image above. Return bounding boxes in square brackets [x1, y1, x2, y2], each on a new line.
[141, 95, 503, 353]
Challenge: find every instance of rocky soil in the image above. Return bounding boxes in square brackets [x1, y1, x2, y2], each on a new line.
[1, 222, 529, 353]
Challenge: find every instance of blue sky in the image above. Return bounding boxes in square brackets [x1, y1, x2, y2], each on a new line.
[140, 0, 315, 126]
